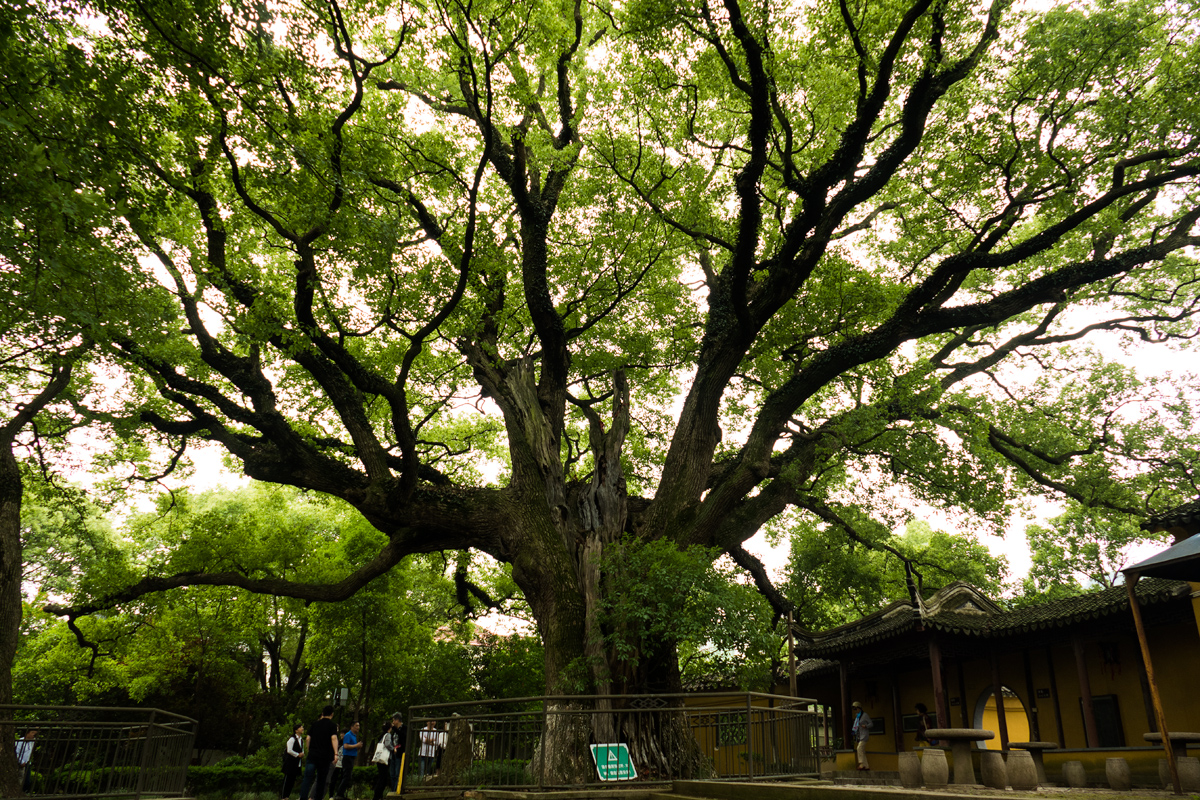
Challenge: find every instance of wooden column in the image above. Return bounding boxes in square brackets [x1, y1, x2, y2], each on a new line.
[957, 659, 970, 726]
[990, 651, 1010, 749]
[1022, 648, 1041, 741]
[1045, 647, 1066, 747]
[788, 611, 798, 698]
[839, 660, 850, 748]
[929, 633, 950, 727]
[1073, 636, 1101, 748]
[1127, 576, 1181, 795]
[891, 672, 905, 753]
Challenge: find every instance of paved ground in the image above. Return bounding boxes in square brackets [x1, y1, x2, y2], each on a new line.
[450, 780, 1200, 800]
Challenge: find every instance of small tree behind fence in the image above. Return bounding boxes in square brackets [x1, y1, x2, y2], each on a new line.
[403, 692, 821, 792]
[0, 704, 196, 799]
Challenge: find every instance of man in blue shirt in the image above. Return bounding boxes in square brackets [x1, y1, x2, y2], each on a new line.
[335, 721, 361, 799]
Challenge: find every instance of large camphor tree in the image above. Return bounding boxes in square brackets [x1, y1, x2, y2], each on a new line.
[5, 0, 1200, 776]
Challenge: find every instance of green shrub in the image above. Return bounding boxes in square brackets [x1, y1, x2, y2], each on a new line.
[187, 756, 380, 799]
[455, 759, 530, 787]
[186, 761, 279, 796]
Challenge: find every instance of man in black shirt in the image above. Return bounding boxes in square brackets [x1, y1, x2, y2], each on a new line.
[298, 706, 340, 800]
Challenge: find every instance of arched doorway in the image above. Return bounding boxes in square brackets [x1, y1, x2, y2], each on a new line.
[973, 685, 1031, 749]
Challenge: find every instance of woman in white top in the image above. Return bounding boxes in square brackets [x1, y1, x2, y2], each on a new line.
[282, 723, 304, 799]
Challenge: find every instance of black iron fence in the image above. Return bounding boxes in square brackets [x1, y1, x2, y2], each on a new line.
[401, 692, 822, 792]
[0, 704, 196, 799]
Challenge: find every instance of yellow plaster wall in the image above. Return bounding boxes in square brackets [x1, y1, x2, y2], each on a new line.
[980, 693, 1031, 749]
[1140, 619, 1200, 734]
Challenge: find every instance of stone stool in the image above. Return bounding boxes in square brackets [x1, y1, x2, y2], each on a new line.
[1106, 757, 1131, 790]
[1009, 741, 1059, 785]
[1182, 757, 1200, 792]
[1162, 757, 1200, 791]
[898, 752, 922, 788]
[1007, 749, 1039, 790]
[1062, 760, 1087, 788]
[980, 750, 1007, 789]
[922, 747, 950, 789]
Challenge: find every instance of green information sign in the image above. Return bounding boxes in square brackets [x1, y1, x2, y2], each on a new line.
[590, 743, 637, 781]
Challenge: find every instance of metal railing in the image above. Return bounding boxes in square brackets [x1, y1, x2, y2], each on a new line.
[0, 704, 196, 798]
[402, 692, 821, 792]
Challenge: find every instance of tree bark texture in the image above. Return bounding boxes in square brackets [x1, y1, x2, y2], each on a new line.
[0, 356, 77, 798]
[0, 447, 23, 797]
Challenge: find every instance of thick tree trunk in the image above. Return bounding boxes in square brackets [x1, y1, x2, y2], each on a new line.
[0, 447, 25, 797]
[492, 364, 712, 784]
[468, 349, 708, 782]
[513, 402, 709, 782]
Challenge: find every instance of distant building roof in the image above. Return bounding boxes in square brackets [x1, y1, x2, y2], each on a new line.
[795, 579, 1190, 659]
[1142, 499, 1200, 537]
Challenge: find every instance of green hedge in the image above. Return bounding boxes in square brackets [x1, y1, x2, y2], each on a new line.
[188, 759, 378, 797]
[29, 764, 146, 794]
[454, 759, 530, 787]
[187, 763, 280, 795]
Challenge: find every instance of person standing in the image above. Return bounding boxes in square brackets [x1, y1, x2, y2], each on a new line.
[371, 719, 393, 800]
[281, 723, 304, 799]
[298, 706, 339, 800]
[417, 721, 439, 778]
[374, 714, 405, 799]
[915, 703, 938, 747]
[433, 722, 446, 773]
[15, 728, 37, 794]
[851, 701, 873, 771]
[335, 721, 360, 800]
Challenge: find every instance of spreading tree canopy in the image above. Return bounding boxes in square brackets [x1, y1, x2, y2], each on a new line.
[3, 0, 1200, 710]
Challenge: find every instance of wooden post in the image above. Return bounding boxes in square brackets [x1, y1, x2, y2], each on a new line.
[839, 660, 850, 749]
[991, 652, 1010, 750]
[891, 672, 905, 754]
[929, 633, 949, 727]
[788, 611, 798, 698]
[1045, 647, 1065, 747]
[957, 659, 970, 727]
[1127, 576, 1182, 795]
[1022, 648, 1041, 741]
[1073, 636, 1101, 748]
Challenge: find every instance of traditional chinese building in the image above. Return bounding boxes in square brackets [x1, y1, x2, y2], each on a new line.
[791, 576, 1200, 779]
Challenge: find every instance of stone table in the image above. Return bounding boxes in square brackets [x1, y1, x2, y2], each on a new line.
[1144, 731, 1200, 762]
[925, 728, 995, 786]
[1009, 741, 1059, 785]
[1145, 732, 1200, 790]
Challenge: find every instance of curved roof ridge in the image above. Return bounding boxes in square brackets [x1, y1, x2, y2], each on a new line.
[793, 578, 1190, 658]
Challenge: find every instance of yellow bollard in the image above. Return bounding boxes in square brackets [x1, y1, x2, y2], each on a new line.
[395, 752, 406, 795]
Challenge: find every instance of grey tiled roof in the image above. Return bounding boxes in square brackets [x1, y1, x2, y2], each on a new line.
[1143, 499, 1200, 533]
[795, 578, 1189, 658]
